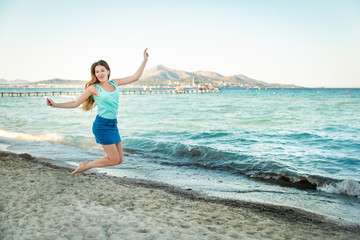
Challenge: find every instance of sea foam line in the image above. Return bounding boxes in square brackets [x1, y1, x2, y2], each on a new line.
[0, 129, 64, 143]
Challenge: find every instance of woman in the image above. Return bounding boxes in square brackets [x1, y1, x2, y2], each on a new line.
[47, 49, 149, 175]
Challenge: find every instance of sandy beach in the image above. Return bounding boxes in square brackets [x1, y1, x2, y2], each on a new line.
[1, 151, 359, 240]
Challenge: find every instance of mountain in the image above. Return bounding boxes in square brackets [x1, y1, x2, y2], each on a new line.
[193, 71, 224, 78]
[0, 66, 301, 88]
[31, 78, 86, 85]
[0, 79, 31, 84]
[137, 65, 301, 88]
[140, 65, 195, 80]
[0, 78, 87, 88]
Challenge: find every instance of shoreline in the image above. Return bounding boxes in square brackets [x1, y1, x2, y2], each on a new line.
[1, 150, 359, 239]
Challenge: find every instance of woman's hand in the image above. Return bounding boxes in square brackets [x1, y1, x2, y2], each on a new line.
[112, 49, 149, 86]
[144, 48, 149, 61]
[47, 98, 55, 107]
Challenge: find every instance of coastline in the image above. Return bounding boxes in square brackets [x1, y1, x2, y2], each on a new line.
[1, 151, 359, 240]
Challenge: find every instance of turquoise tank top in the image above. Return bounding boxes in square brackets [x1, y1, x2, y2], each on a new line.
[93, 80, 119, 119]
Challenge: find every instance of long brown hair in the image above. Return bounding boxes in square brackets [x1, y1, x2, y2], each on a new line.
[82, 60, 111, 111]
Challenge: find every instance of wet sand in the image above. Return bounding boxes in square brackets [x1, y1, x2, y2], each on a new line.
[1, 151, 359, 240]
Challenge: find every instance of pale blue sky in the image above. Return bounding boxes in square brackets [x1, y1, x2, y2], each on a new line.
[0, 0, 359, 87]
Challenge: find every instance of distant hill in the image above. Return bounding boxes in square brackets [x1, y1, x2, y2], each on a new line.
[136, 65, 301, 88]
[32, 78, 87, 85]
[194, 71, 224, 78]
[140, 65, 195, 80]
[0, 78, 86, 87]
[1, 66, 302, 88]
[0, 79, 31, 84]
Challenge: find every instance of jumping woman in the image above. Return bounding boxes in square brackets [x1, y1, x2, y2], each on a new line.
[47, 49, 149, 175]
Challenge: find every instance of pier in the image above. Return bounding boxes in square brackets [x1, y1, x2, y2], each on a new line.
[0, 89, 220, 97]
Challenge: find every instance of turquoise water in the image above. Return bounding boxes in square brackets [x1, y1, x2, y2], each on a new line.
[1, 87, 359, 224]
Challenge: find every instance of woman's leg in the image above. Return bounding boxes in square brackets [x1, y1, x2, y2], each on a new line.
[72, 142, 124, 175]
[115, 142, 124, 164]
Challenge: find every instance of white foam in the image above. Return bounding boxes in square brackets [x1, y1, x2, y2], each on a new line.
[0, 129, 64, 143]
[318, 179, 360, 198]
[0, 143, 10, 151]
[66, 161, 79, 167]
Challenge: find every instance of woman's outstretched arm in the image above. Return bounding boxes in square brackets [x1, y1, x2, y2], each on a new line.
[113, 48, 149, 86]
[47, 85, 97, 108]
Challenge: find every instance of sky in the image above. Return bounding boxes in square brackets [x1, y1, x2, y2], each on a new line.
[0, 0, 359, 87]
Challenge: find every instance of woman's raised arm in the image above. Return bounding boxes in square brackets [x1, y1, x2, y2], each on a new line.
[113, 48, 149, 86]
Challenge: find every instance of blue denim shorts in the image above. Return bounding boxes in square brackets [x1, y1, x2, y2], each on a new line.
[92, 115, 121, 145]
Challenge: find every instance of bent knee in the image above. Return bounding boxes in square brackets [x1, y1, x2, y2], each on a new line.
[107, 156, 123, 165]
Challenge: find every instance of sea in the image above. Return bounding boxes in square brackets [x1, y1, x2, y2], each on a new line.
[1, 87, 359, 224]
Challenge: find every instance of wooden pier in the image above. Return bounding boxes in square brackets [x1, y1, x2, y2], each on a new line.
[0, 89, 220, 97]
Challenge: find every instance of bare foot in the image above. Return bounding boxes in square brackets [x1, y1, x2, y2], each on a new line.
[72, 161, 88, 175]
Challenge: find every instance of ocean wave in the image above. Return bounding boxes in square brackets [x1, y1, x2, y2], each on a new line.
[246, 172, 360, 198]
[126, 138, 254, 167]
[127, 138, 294, 178]
[246, 172, 318, 190]
[125, 138, 360, 197]
[189, 132, 230, 140]
[2, 129, 359, 198]
[318, 179, 360, 198]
